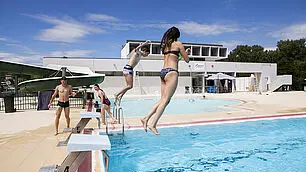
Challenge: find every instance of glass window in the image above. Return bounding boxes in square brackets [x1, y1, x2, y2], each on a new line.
[129, 43, 140, 53]
[211, 47, 218, 56]
[219, 48, 227, 57]
[202, 47, 209, 56]
[192, 46, 200, 56]
[152, 44, 161, 54]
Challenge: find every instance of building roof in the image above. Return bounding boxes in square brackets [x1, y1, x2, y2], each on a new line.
[124, 40, 223, 49]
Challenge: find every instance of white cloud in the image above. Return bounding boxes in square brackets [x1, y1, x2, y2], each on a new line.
[218, 40, 243, 51]
[25, 14, 104, 43]
[86, 13, 119, 22]
[177, 21, 240, 36]
[0, 52, 26, 63]
[49, 49, 95, 57]
[264, 47, 277, 51]
[270, 23, 306, 40]
[6, 43, 36, 54]
[0, 37, 7, 41]
[140, 21, 241, 36]
[177, 22, 239, 36]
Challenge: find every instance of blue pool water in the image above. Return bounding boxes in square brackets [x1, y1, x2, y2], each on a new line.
[110, 98, 240, 117]
[107, 117, 306, 172]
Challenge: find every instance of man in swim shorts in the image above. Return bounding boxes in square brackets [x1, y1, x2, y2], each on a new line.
[48, 76, 76, 136]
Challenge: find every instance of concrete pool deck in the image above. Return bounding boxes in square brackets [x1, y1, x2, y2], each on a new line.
[0, 91, 306, 172]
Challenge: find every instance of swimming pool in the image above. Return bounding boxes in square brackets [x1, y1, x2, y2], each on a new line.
[110, 97, 240, 117]
[107, 117, 306, 172]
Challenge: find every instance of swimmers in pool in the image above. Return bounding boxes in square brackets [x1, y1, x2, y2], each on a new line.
[114, 40, 151, 106]
[141, 26, 190, 135]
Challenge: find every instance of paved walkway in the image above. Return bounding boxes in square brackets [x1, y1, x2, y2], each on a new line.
[0, 91, 306, 172]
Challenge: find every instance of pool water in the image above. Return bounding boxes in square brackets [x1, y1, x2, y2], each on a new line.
[107, 117, 306, 172]
[111, 98, 240, 117]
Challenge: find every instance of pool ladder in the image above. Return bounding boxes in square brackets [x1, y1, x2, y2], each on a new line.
[106, 103, 124, 135]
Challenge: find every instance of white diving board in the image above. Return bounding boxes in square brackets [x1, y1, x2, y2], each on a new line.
[67, 134, 111, 152]
[44, 135, 111, 172]
[80, 111, 101, 118]
[57, 111, 102, 147]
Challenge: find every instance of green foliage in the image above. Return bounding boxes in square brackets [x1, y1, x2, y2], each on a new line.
[222, 39, 306, 90]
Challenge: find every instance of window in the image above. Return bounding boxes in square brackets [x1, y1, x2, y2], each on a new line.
[129, 43, 140, 53]
[202, 47, 209, 56]
[184, 46, 191, 51]
[219, 48, 227, 57]
[152, 44, 161, 54]
[192, 46, 200, 56]
[211, 47, 218, 56]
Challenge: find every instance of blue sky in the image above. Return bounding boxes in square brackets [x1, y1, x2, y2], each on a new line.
[0, 0, 305, 65]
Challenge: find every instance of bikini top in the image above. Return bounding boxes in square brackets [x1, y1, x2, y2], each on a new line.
[163, 50, 180, 57]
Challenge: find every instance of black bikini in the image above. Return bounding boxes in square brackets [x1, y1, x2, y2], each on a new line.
[160, 50, 180, 81]
[160, 68, 178, 81]
[163, 50, 180, 57]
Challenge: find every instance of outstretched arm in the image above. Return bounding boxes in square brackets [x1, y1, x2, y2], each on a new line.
[48, 86, 59, 108]
[134, 40, 151, 52]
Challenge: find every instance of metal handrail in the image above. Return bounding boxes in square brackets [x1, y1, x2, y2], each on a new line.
[118, 106, 124, 135]
[108, 103, 124, 135]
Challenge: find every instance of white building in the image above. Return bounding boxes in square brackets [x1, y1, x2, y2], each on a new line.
[43, 40, 292, 95]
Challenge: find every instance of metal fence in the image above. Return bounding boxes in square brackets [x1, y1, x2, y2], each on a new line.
[0, 91, 84, 111]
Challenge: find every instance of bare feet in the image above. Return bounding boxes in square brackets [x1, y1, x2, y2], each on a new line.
[148, 126, 160, 135]
[54, 132, 59, 136]
[140, 118, 147, 132]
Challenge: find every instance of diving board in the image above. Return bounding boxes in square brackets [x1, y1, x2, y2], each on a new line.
[67, 134, 111, 152]
[40, 134, 111, 172]
[57, 111, 101, 147]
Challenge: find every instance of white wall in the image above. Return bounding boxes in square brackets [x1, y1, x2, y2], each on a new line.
[96, 76, 191, 96]
[43, 57, 287, 93]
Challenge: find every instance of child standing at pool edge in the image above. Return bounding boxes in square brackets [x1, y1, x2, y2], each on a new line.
[114, 40, 151, 105]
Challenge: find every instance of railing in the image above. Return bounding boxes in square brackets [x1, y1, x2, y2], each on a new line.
[269, 75, 292, 92]
[185, 86, 233, 94]
[108, 104, 124, 135]
[0, 91, 84, 111]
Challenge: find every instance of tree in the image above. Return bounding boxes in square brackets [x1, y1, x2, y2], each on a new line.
[224, 45, 266, 63]
[276, 39, 306, 90]
[222, 39, 306, 90]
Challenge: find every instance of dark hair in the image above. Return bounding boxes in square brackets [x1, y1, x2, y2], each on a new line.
[160, 26, 180, 52]
[141, 45, 150, 52]
[86, 92, 94, 100]
[60, 76, 67, 80]
[94, 84, 100, 89]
